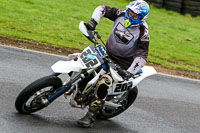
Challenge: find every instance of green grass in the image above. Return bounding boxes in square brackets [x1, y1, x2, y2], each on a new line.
[148, 7, 200, 72]
[0, 0, 199, 72]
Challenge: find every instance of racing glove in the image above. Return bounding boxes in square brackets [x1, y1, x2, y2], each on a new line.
[85, 18, 97, 31]
[127, 57, 146, 75]
[117, 69, 132, 80]
[109, 62, 132, 80]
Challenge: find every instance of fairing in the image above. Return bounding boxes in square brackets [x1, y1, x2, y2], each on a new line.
[51, 45, 104, 74]
[108, 66, 156, 95]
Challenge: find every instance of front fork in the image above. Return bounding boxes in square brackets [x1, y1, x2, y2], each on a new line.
[46, 69, 95, 105]
[46, 72, 72, 103]
[48, 82, 73, 103]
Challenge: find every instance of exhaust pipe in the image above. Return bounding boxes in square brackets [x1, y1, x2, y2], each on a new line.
[104, 101, 122, 109]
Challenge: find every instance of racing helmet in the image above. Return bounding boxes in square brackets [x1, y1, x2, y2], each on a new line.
[125, 0, 150, 28]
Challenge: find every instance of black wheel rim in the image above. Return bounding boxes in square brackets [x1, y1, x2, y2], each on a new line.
[24, 86, 54, 112]
[101, 98, 128, 116]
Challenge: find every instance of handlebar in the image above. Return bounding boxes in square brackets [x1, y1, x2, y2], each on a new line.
[79, 21, 106, 47]
[79, 21, 132, 80]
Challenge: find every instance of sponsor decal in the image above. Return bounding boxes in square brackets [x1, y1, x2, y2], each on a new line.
[114, 22, 134, 44]
[140, 28, 149, 41]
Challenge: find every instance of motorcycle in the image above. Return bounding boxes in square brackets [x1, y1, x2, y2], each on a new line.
[15, 21, 157, 120]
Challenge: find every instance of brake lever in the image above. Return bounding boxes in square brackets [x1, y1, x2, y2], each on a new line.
[84, 30, 97, 45]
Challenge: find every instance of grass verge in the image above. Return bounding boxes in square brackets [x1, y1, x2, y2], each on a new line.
[0, 0, 199, 73]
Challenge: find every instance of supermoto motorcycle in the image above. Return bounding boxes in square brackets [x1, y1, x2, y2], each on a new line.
[15, 21, 157, 120]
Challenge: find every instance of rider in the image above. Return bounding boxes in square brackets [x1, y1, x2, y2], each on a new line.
[77, 0, 150, 127]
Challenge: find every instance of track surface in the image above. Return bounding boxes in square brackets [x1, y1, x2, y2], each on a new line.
[0, 45, 200, 133]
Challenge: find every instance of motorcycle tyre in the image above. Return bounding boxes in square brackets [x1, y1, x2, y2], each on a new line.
[15, 76, 62, 114]
[97, 86, 138, 120]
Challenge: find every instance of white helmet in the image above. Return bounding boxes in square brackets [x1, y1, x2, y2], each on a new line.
[125, 0, 150, 28]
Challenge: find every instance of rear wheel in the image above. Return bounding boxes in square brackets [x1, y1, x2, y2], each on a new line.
[15, 76, 62, 114]
[97, 87, 138, 120]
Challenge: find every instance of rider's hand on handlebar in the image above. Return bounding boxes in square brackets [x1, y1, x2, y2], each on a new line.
[108, 62, 132, 80]
[118, 69, 132, 80]
[85, 18, 97, 31]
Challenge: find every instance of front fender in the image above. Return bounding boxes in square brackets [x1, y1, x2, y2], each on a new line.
[51, 60, 84, 73]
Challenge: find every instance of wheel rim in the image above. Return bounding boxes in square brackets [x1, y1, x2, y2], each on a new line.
[99, 89, 138, 118]
[24, 86, 54, 111]
[101, 98, 128, 116]
[101, 92, 130, 116]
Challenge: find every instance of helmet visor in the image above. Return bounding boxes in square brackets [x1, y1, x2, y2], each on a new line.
[127, 9, 140, 23]
[128, 11, 139, 20]
[124, 9, 143, 28]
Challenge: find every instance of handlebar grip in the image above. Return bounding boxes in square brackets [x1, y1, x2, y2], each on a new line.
[107, 61, 132, 80]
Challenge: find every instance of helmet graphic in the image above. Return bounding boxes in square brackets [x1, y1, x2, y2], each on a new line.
[125, 0, 150, 28]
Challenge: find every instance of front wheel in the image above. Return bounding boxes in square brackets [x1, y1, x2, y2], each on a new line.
[15, 76, 62, 114]
[97, 87, 138, 120]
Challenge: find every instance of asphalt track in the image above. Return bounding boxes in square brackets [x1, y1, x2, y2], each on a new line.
[0, 45, 200, 133]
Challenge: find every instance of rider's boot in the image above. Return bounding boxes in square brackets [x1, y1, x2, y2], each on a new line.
[77, 74, 112, 128]
[77, 98, 104, 128]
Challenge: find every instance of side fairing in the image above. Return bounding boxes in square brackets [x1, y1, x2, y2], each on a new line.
[108, 66, 157, 95]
